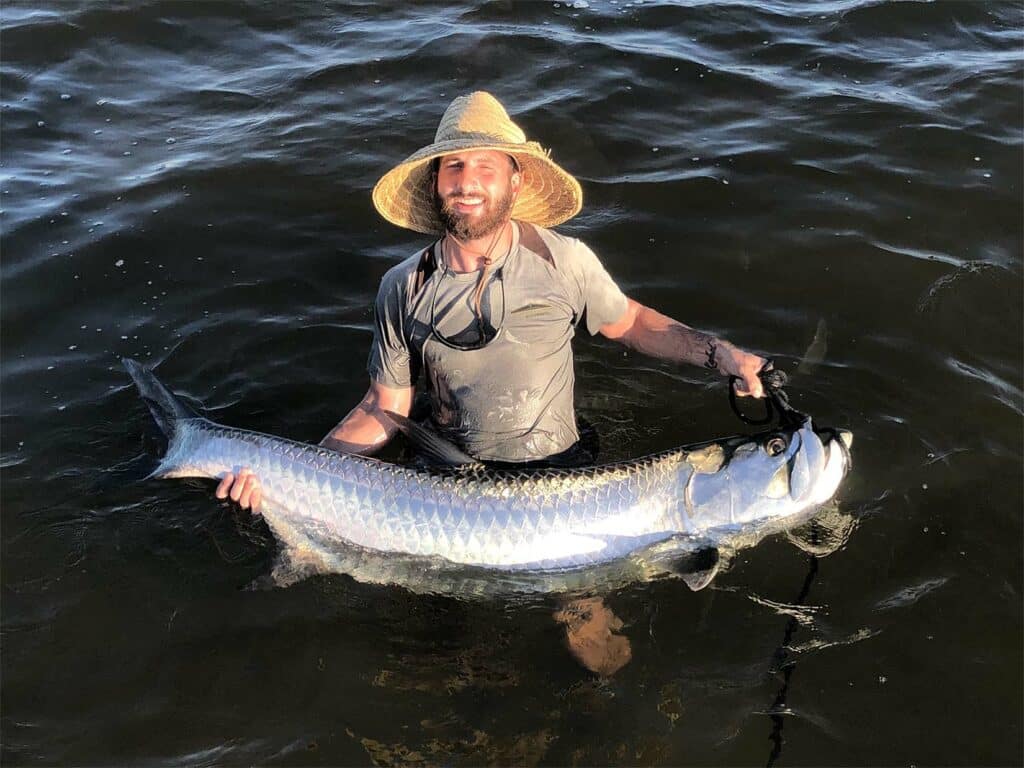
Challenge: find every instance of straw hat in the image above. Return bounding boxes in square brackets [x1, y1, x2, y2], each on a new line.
[372, 91, 583, 235]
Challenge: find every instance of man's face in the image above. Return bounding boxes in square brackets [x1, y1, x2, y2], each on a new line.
[433, 150, 521, 240]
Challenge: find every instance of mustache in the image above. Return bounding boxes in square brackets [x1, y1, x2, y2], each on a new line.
[442, 192, 488, 204]
[433, 184, 514, 240]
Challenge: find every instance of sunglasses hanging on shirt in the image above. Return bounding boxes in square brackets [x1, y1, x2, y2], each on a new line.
[428, 263, 506, 351]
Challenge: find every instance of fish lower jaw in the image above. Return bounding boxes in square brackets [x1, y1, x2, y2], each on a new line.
[803, 439, 848, 506]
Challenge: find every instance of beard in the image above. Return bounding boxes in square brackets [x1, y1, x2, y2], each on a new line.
[434, 185, 516, 241]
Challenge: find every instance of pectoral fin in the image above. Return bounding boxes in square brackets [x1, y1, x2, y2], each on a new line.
[680, 547, 721, 591]
[682, 563, 719, 591]
[380, 411, 480, 468]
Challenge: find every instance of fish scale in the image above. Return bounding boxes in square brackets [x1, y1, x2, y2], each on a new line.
[124, 359, 851, 576]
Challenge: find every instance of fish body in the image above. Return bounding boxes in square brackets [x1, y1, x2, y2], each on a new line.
[124, 360, 851, 590]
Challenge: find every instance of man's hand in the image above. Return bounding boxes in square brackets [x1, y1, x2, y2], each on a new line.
[719, 343, 769, 399]
[215, 468, 262, 513]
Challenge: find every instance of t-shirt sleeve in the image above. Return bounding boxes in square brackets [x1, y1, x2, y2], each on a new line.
[568, 239, 629, 335]
[366, 268, 418, 388]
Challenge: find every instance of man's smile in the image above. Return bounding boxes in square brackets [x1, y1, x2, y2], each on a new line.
[448, 194, 487, 213]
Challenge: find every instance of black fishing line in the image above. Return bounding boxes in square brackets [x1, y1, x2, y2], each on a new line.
[765, 552, 819, 767]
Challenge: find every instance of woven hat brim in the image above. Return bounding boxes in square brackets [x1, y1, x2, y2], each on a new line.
[372, 139, 583, 235]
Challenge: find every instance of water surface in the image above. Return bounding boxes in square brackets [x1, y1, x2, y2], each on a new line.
[2, 1, 1022, 765]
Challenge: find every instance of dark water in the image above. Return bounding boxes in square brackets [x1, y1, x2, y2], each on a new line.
[2, 1, 1022, 764]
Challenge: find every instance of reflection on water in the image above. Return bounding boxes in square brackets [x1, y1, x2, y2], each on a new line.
[554, 596, 633, 677]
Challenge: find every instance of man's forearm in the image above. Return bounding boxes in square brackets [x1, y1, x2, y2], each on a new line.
[319, 383, 413, 454]
[319, 403, 397, 454]
[618, 303, 734, 371]
[607, 300, 767, 397]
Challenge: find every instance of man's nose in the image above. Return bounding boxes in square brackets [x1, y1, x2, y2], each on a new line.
[455, 167, 483, 192]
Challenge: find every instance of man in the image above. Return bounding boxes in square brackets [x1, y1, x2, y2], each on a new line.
[218, 91, 768, 677]
[218, 91, 766, 511]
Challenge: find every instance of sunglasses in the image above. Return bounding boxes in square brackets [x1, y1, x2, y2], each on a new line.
[428, 265, 506, 351]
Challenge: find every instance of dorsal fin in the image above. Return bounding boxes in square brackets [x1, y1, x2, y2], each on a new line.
[379, 411, 480, 468]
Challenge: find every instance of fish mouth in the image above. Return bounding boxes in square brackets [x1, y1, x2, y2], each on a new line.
[802, 426, 853, 505]
[817, 427, 853, 466]
[785, 422, 853, 505]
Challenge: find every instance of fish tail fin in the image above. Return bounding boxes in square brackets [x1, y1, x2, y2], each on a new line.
[122, 358, 198, 442]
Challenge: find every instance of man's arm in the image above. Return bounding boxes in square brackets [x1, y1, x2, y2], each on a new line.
[215, 380, 414, 512]
[599, 298, 768, 398]
[319, 380, 415, 453]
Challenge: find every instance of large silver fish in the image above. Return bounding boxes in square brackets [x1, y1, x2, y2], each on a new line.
[124, 359, 852, 594]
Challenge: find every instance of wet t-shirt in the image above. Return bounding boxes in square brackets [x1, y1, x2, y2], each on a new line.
[367, 222, 628, 462]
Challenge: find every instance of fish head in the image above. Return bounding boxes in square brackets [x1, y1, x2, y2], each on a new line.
[741, 419, 852, 518]
[689, 419, 851, 528]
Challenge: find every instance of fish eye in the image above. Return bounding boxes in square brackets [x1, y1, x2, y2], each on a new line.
[763, 435, 788, 456]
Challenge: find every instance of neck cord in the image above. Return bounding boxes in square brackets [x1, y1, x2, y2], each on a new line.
[443, 221, 512, 331]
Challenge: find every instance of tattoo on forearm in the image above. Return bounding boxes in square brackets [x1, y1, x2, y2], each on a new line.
[647, 322, 721, 371]
[704, 339, 718, 370]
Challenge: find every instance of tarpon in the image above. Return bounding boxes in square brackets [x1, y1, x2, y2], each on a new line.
[123, 359, 851, 594]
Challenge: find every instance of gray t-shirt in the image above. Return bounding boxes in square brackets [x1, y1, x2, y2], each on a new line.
[368, 222, 628, 462]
